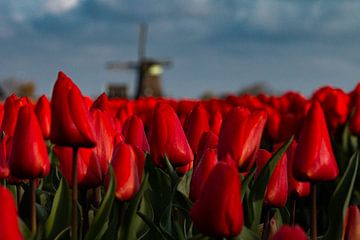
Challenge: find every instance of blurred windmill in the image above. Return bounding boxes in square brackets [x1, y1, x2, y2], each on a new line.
[106, 23, 172, 99]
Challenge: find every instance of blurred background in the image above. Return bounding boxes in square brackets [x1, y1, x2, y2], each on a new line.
[1, 0, 360, 99]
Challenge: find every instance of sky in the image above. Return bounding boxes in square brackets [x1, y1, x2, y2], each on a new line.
[1, 0, 360, 98]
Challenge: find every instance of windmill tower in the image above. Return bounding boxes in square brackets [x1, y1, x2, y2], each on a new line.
[106, 23, 172, 98]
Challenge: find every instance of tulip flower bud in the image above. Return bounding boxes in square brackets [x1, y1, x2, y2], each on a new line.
[345, 205, 360, 240]
[0, 134, 10, 179]
[271, 224, 307, 240]
[34, 95, 51, 139]
[218, 107, 267, 171]
[189, 148, 217, 202]
[209, 110, 222, 136]
[196, 131, 218, 168]
[111, 142, 140, 201]
[1, 94, 30, 137]
[184, 103, 210, 155]
[190, 159, 243, 238]
[50, 71, 96, 148]
[9, 105, 50, 179]
[293, 101, 339, 182]
[286, 140, 310, 198]
[255, 149, 288, 207]
[149, 103, 193, 167]
[349, 95, 360, 137]
[312, 86, 350, 133]
[0, 186, 23, 240]
[122, 115, 149, 180]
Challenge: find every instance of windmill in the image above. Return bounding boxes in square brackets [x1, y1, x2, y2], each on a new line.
[106, 23, 172, 99]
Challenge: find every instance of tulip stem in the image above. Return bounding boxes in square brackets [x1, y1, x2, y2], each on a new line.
[72, 147, 79, 240]
[311, 184, 317, 240]
[80, 189, 89, 238]
[17, 185, 23, 207]
[290, 197, 297, 226]
[262, 207, 272, 240]
[30, 179, 37, 233]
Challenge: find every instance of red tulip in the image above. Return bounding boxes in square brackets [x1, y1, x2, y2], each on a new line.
[286, 140, 310, 198]
[176, 160, 193, 175]
[218, 107, 267, 171]
[271, 224, 307, 240]
[92, 93, 110, 113]
[55, 146, 103, 188]
[312, 86, 350, 132]
[149, 103, 193, 167]
[50, 71, 96, 148]
[0, 186, 23, 240]
[209, 110, 222, 136]
[9, 105, 50, 179]
[255, 149, 288, 207]
[111, 141, 140, 201]
[123, 115, 150, 154]
[122, 115, 149, 180]
[189, 148, 217, 202]
[345, 205, 360, 240]
[293, 101, 339, 182]
[195, 131, 218, 168]
[190, 159, 243, 238]
[34, 95, 51, 139]
[349, 95, 360, 137]
[184, 103, 210, 155]
[0, 134, 10, 179]
[1, 94, 30, 137]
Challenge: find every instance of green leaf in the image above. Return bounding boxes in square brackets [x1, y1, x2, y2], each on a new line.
[241, 167, 256, 200]
[237, 226, 261, 240]
[84, 166, 115, 240]
[118, 173, 150, 240]
[324, 152, 359, 240]
[137, 212, 168, 240]
[44, 179, 71, 240]
[176, 169, 192, 198]
[249, 136, 293, 231]
[19, 217, 33, 240]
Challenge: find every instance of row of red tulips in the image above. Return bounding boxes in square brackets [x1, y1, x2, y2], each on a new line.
[0, 71, 359, 240]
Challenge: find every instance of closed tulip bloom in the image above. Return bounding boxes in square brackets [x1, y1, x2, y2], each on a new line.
[34, 95, 51, 139]
[209, 110, 222, 136]
[0, 134, 10, 179]
[149, 103, 194, 167]
[184, 103, 210, 155]
[92, 92, 110, 113]
[50, 71, 96, 148]
[123, 115, 149, 179]
[1, 94, 30, 137]
[349, 95, 360, 137]
[123, 115, 150, 153]
[345, 205, 360, 240]
[312, 86, 350, 132]
[189, 148, 217, 202]
[286, 140, 310, 198]
[190, 159, 243, 238]
[271, 225, 307, 240]
[9, 105, 50, 179]
[55, 146, 100, 188]
[293, 101, 339, 182]
[255, 149, 288, 207]
[91, 108, 116, 171]
[218, 107, 267, 171]
[196, 131, 218, 168]
[111, 141, 140, 201]
[176, 160, 193, 175]
[0, 186, 23, 240]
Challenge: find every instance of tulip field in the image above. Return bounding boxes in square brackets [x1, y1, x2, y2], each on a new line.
[1, 71, 360, 240]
